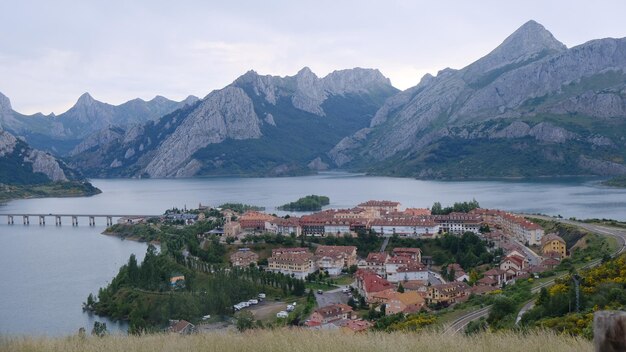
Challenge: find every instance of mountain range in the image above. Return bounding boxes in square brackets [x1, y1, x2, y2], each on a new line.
[330, 20, 626, 178]
[2, 19, 626, 183]
[0, 92, 199, 155]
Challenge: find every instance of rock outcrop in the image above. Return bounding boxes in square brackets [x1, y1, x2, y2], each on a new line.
[144, 86, 262, 177]
[329, 20, 626, 177]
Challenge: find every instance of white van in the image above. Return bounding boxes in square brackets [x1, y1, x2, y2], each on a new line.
[248, 299, 259, 305]
[276, 311, 288, 318]
[258, 293, 266, 299]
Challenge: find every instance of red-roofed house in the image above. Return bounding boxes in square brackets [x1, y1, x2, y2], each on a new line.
[392, 248, 422, 262]
[355, 270, 394, 302]
[500, 254, 527, 273]
[308, 304, 353, 325]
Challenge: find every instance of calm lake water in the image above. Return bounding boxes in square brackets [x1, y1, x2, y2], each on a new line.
[1, 172, 625, 336]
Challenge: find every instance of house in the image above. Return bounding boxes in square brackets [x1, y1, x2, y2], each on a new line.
[479, 268, 507, 287]
[541, 233, 567, 258]
[357, 200, 401, 214]
[239, 211, 275, 231]
[392, 248, 422, 262]
[470, 209, 545, 245]
[354, 270, 394, 302]
[500, 254, 527, 273]
[268, 248, 315, 279]
[315, 245, 358, 276]
[400, 280, 429, 293]
[404, 208, 431, 216]
[446, 263, 469, 282]
[426, 282, 470, 306]
[230, 248, 259, 267]
[265, 217, 302, 236]
[168, 320, 195, 334]
[340, 319, 372, 333]
[370, 218, 439, 237]
[385, 255, 417, 276]
[224, 220, 242, 237]
[434, 212, 482, 234]
[371, 290, 426, 315]
[363, 252, 388, 276]
[386, 263, 429, 283]
[308, 304, 353, 325]
[541, 257, 561, 270]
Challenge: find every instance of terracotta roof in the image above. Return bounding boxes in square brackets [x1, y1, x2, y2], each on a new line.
[483, 268, 506, 276]
[169, 320, 193, 333]
[541, 233, 566, 246]
[396, 263, 427, 273]
[366, 252, 388, 264]
[387, 256, 417, 265]
[393, 247, 422, 255]
[503, 255, 525, 267]
[314, 304, 353, 319]
[315, 245, 357, 256]
[340, 319, 372, 332]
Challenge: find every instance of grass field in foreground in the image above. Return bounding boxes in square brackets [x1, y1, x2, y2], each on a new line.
[0, 329, 592, 352]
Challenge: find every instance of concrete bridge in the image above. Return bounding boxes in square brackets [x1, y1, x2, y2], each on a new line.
[1, 214, 160, 227]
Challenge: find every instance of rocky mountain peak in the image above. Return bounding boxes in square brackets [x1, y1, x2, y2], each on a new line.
[463, 20, 566, 80]
[0, 91, 12, 113]
[500, 20, 566, 53]
[74, 92, 100, 109]
[323, 68, 393, 92]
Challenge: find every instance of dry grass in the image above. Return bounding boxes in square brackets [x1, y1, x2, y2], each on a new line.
[0, 329, 592, 352]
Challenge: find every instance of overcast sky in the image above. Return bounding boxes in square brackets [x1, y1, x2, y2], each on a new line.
[1, 0, 626, 114]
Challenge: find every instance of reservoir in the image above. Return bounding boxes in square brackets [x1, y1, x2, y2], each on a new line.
[1, 173, 625, 336]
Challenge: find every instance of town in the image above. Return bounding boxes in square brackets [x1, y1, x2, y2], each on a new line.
[110, 199, 578, 334]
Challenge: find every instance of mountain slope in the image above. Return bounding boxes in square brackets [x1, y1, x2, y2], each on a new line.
[69, 67, 398, 177]
[330, 20, 626, 178]
[0, 92, 199, 155]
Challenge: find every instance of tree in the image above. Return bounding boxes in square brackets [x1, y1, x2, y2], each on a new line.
[397, 283, 405, 293]
[91, 321, 108, 337]
[236, 311, 255, 332]
[225, 236, 235, 244]
[431, 202, 443, 215]
[128, 254, 139, 285]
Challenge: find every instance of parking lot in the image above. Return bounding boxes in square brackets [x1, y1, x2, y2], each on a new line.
[314, 286, 350, 307]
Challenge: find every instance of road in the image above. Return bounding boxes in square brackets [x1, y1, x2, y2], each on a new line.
[510, 238, 541, 266]
[443, 215, 626, 334]
[380, 236, 390, 252]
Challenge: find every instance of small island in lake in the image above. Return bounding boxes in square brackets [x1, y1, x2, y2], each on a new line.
[277, 195, 330, 211]
[602, 176, 626, 188]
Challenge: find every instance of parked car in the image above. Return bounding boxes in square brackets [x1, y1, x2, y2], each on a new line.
[341, 288, 350, 293]
[248, 299, 259, 305]
[258, 293, 266, 299]
[317, 290, 323, 294]
[286, 304, 294, 312]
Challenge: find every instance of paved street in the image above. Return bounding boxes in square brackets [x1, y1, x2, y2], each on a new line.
[314, 286, 350, 307]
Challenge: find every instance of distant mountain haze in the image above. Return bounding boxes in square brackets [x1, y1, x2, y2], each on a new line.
[4, 20, 626, 180]
[0, 91, 199, 155]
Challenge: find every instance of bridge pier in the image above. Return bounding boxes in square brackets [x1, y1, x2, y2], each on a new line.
[55, 216, 62, 226]
[89, 216, 95, 226]
[7, 215, 14, 225]
[72, 216, 78, 226]
[39, 216, 46, 225]
[106, 216, 113, 226]
[23, 215, 29, 225]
